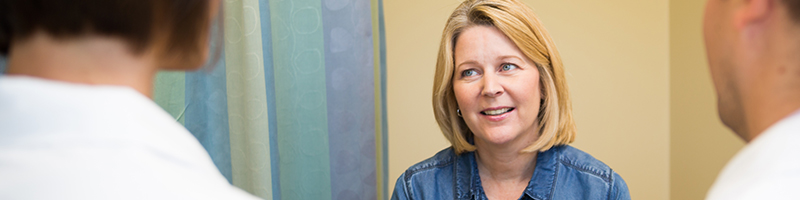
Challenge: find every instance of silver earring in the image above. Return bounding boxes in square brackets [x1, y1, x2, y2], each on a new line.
[457, 109, 462, 117]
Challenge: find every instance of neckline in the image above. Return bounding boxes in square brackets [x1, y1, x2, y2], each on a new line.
[467, 149, 553, 200]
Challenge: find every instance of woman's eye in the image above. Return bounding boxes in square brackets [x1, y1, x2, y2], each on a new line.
[501, 63, 518, 71]
[461, 69, 477, 77]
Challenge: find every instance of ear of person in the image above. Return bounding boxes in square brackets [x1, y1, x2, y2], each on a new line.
[735, 0, 774, 29]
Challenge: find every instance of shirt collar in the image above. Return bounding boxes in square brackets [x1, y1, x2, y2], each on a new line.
[454, 151, 474, 200]
[524, 147, 558, 200]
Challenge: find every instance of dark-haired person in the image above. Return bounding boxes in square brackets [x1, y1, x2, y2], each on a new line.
[703, 0, 800, 199]
[0, 0, 259, 199]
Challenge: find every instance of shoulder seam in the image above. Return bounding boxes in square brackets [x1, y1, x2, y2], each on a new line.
[401, 156, 456, 200]
[403, 157, 456, 183]
[556, 158, 613, 183]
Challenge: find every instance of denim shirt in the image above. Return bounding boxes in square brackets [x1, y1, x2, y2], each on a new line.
[391, 145, 630, 200]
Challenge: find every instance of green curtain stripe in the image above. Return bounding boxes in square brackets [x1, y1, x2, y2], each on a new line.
[268, 0, 333, 199]
[378, 0, 389, 199]
[222, 0, 274, 198]
[370, 0, 386, 199]
[153, 71, 186, 124]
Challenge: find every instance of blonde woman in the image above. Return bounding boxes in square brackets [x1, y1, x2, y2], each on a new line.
[391, 0, 630, 199]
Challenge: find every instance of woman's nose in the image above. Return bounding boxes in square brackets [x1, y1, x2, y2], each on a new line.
[481, 74, 504, 97]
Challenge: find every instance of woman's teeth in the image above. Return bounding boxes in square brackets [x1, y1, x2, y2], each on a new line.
[481, 108, 513, 116]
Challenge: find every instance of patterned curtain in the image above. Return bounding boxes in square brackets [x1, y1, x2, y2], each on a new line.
[153, 0, 388, 199]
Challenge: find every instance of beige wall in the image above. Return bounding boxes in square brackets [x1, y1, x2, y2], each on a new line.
[669, 0, 745, 199]
[529, 1, 670, 199]
[385, 1, 457, 195]
[385, 0, 670, 199]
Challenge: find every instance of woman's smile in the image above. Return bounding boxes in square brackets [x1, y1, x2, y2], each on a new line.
[481, 107, 514, 115]
[480, 106, 515, 122]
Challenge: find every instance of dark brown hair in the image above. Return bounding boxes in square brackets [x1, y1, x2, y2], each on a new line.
[783, 0, 800, 23]
[0, 0, 211, 56]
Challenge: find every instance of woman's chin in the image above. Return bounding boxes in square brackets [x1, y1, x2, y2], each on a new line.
[475, 130, 521, 146]
[472, 124, 543, 149]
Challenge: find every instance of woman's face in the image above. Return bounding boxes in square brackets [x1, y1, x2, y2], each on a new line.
[453, 25, 542, 148]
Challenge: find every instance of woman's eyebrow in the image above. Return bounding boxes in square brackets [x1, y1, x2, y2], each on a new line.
[456, 55, 524, 69]
[456, 60, 479, 69]
[497, 55, 524, 62]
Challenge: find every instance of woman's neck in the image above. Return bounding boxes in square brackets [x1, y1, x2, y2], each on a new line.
[474, 138, 538, 200]
[475, 142, 537, 182]
[6, 32, 159, 98]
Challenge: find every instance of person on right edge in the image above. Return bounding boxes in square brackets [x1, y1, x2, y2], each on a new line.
[703, 0, 800, 199]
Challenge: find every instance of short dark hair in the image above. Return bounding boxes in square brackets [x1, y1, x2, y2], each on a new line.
[784, 0, 800, 23]
[0, 0, 211, 56]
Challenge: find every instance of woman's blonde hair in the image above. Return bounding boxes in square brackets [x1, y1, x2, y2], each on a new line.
[433, 0, 576, 154]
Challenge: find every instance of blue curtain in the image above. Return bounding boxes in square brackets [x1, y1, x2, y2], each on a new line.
[153, 0, 388, 200]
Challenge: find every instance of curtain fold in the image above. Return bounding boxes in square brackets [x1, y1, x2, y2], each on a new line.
[153, 0, 388, 199]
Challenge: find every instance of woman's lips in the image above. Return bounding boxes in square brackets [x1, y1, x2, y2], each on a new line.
[480, 107, 515, 115]
[480, 107, 515, 122]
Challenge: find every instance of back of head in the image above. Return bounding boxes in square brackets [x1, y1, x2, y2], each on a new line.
[0, 0, 213, 67]
[432, 0, 576, 154]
